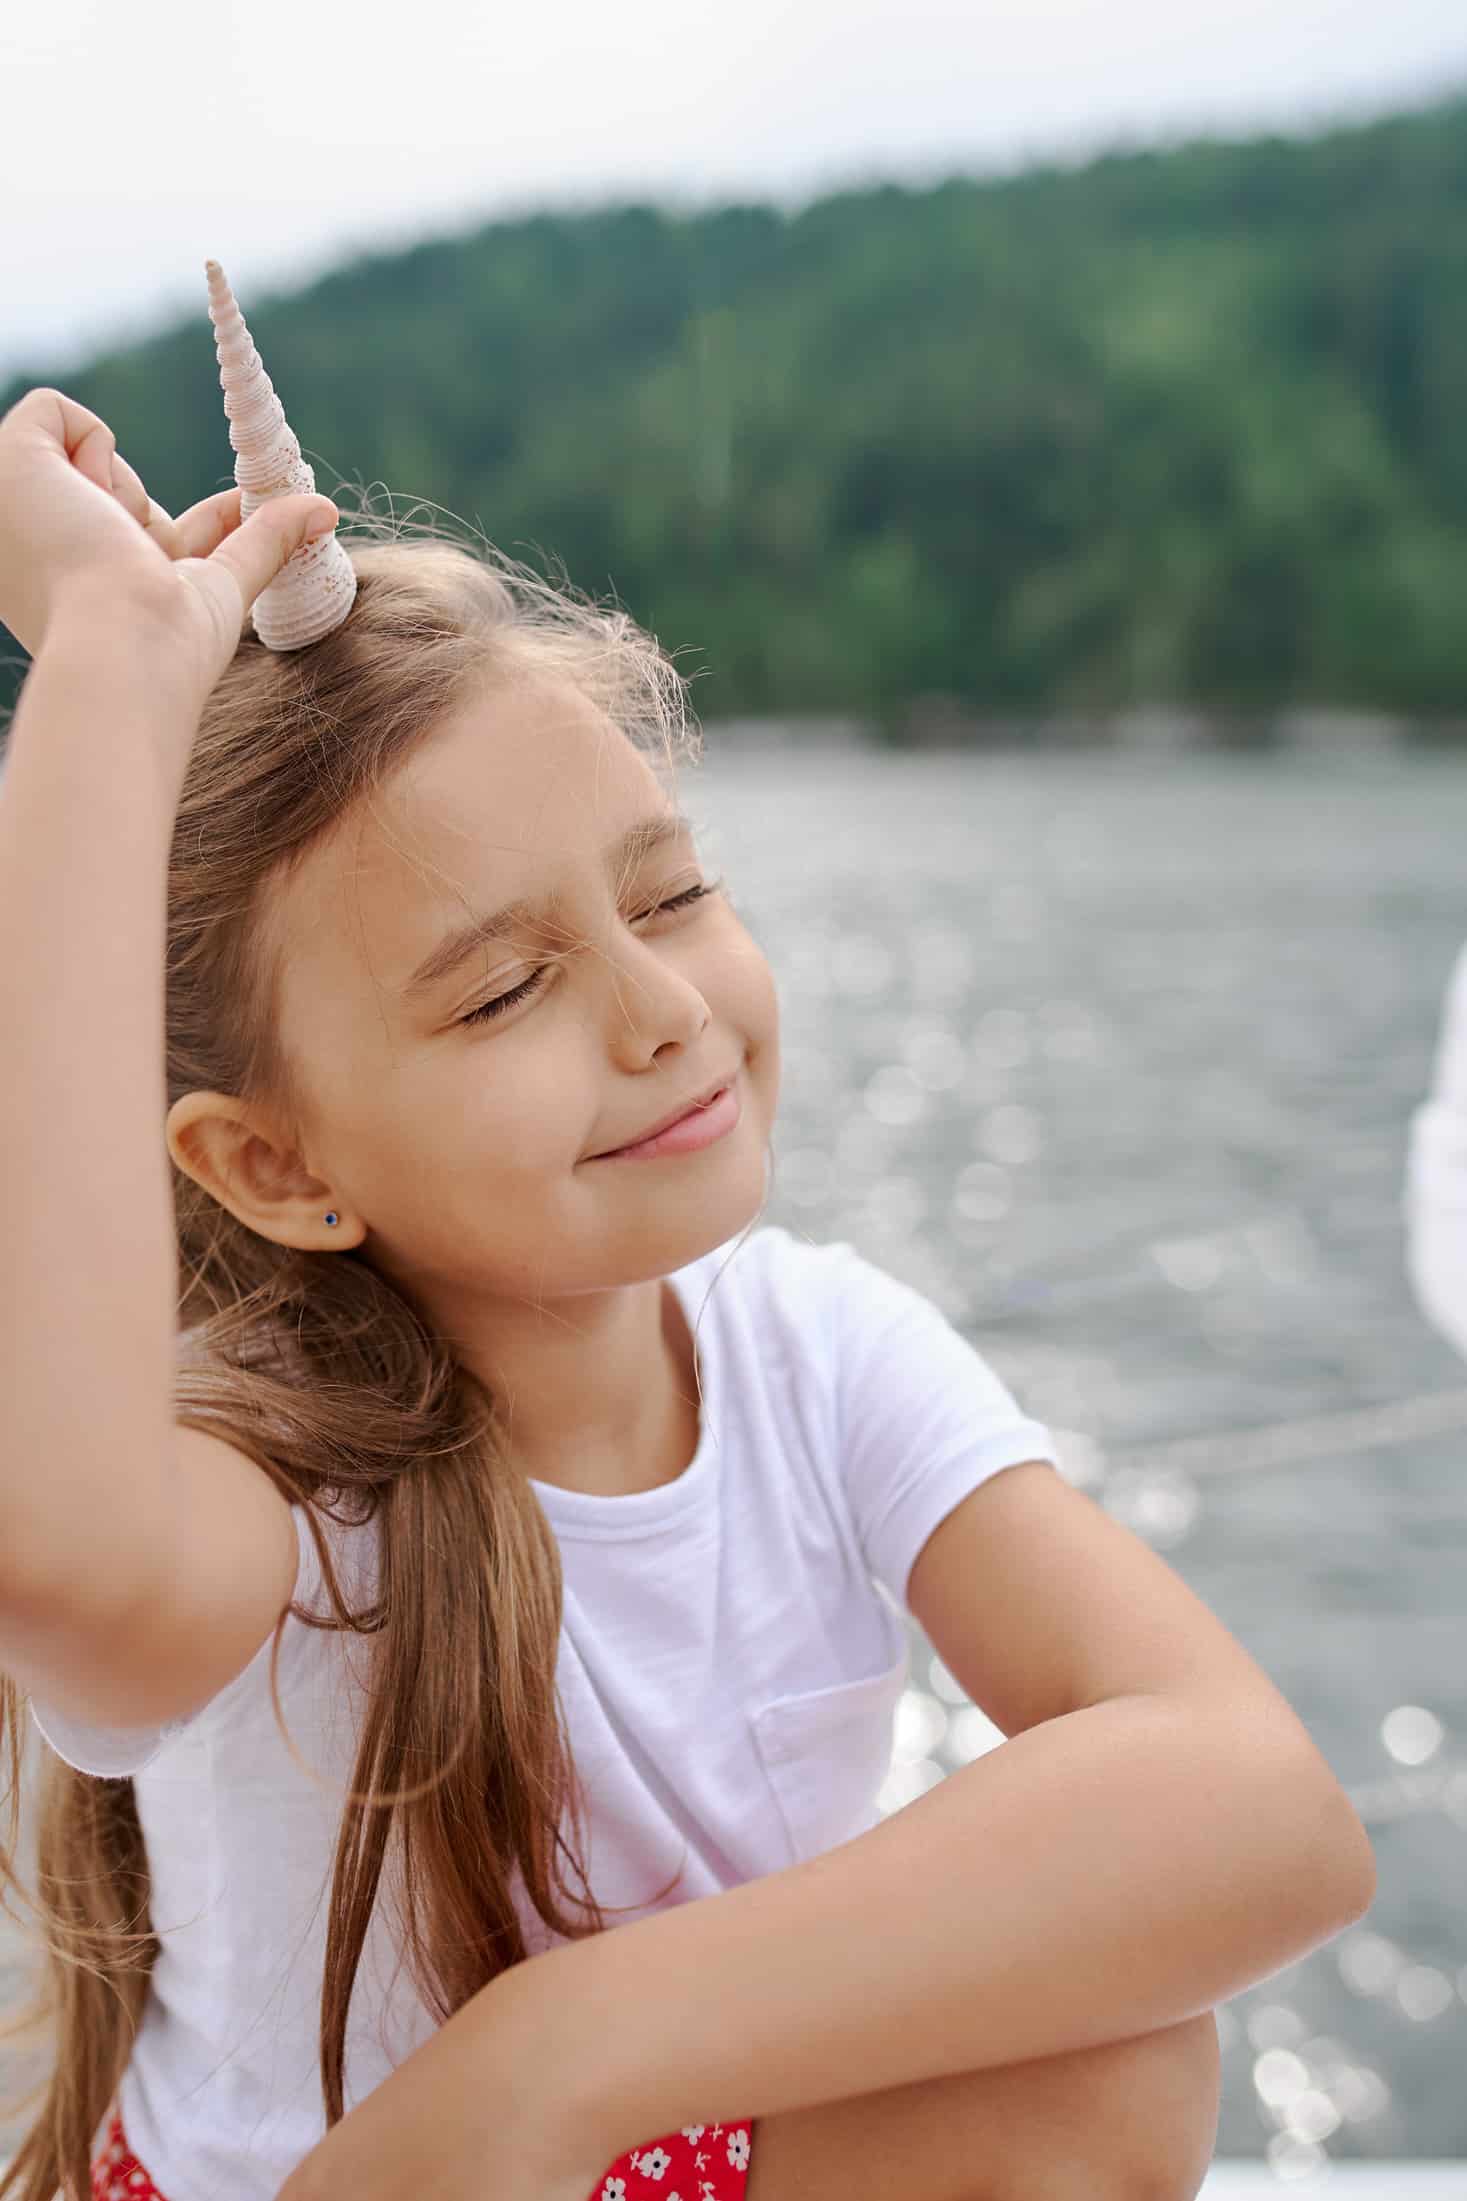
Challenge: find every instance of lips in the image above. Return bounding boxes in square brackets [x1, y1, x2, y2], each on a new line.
[594, 1071, 737, 1158]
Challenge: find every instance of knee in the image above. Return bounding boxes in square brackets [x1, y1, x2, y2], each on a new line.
[974, 2013, 1222, 2201]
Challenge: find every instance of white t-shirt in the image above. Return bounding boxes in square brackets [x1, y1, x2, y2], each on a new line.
[27, 1224, 1055, 2200]
[1406, 941, 1467, 1361]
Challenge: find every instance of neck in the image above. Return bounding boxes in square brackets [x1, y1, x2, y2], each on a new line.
[448, 1267, 699, 1505]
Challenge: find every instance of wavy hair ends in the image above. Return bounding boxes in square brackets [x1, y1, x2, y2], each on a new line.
[0, 507, 701, 2201]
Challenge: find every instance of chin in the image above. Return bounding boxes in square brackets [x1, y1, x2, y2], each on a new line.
[649, 1154, 773, 1274]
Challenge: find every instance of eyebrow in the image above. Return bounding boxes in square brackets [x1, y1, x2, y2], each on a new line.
[400, 810, 696, 1001]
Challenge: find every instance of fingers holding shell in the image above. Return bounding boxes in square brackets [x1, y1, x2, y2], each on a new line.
[146, 485, 301, 568]
[167, 485, 248, 562]
[109, 450, 188, 560]
[142, 497, 188, 560]
[110, 452, 267, 567]
[108, 452, 152, 528]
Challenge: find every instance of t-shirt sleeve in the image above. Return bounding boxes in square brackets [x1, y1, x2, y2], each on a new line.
[821, 1238, 1058, 1608]
[26, 1503, 314, 1779]
[1406, 940, 1467, 1362]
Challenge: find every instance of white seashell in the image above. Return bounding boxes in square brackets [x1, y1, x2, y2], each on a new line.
[204, 258, 357, 651]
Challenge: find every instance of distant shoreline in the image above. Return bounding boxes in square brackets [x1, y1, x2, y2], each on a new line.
[702, 705, 1464, 753]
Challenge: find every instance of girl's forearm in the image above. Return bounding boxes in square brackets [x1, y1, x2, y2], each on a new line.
[0, 628, 193, 1610]
[478, 1692, 1372, 2161]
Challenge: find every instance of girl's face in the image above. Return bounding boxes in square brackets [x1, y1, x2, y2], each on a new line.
[259, 672, 780, 1318]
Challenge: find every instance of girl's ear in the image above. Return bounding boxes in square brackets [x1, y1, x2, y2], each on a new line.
[165, 1090, 360, 1248]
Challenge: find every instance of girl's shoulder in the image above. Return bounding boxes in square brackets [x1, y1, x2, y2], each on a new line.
[680, 1222, 859, 1352]
[707, 1222, 939, 1331]
[694, 1225, 1005, 1406]
[708, 1225, 1056, 1609]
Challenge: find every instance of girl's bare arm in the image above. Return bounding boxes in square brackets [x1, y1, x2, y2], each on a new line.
[748, 2014, 1221, 2201]
[0, 631, 308, 1730]
[484, 1665, 1364, 2163]
[0, 636, 193, 1610]
[0, 386, 337, 1725]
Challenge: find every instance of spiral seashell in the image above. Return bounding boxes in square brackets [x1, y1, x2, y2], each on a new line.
[204, 258, 357, 651]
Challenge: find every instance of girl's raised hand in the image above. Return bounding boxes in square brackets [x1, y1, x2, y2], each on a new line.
[0, 386, 340, 712]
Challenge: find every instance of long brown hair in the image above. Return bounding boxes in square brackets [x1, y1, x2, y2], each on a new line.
[0, 518, 723, 2198]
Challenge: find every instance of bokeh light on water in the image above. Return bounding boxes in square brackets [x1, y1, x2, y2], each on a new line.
[699, 735, 1467, 2166]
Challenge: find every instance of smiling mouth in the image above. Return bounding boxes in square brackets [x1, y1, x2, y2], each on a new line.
[590, 1070, 741, 1158]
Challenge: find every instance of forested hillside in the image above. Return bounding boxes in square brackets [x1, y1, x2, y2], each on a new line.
[3, 96, 1464, 733]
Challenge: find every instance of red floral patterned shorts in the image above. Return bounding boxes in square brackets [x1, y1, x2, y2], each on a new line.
[91, 2101, 756, 2200]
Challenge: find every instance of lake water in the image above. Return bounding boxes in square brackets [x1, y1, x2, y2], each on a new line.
[4, 736, 1465, 2173]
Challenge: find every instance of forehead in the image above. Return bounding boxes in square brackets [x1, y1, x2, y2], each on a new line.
[271, 675, 676, 1013]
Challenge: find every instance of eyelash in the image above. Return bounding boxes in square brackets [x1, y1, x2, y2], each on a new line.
[458, 879, 723, 1028]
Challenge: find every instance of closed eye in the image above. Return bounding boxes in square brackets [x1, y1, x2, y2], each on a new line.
[458, 879, 723, 1028]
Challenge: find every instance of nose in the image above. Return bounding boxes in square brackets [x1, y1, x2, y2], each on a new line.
[601, 924, 713, 1056]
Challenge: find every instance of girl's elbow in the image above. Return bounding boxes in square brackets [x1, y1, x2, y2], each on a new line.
[1336, 1803, 1379, 1925]
[1289, 1765, 1378, 1936]
[1217, 1709, 1377, 1936]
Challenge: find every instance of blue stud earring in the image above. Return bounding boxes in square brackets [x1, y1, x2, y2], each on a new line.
[324, 1212, 339, 1228]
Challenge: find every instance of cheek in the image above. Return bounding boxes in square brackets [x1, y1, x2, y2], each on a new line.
[723, 935, 782, 1099]
[730, 929, 781, 1040]
[459, 1054, 584, 1158]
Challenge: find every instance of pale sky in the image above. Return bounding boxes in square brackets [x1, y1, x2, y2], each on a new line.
[4, 0, 1464, 381]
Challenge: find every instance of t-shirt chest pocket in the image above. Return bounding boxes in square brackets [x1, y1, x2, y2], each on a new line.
[751, 1642, 910, 1863]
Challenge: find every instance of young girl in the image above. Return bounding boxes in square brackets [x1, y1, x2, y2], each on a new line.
[0, 272, 1374, 2201]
